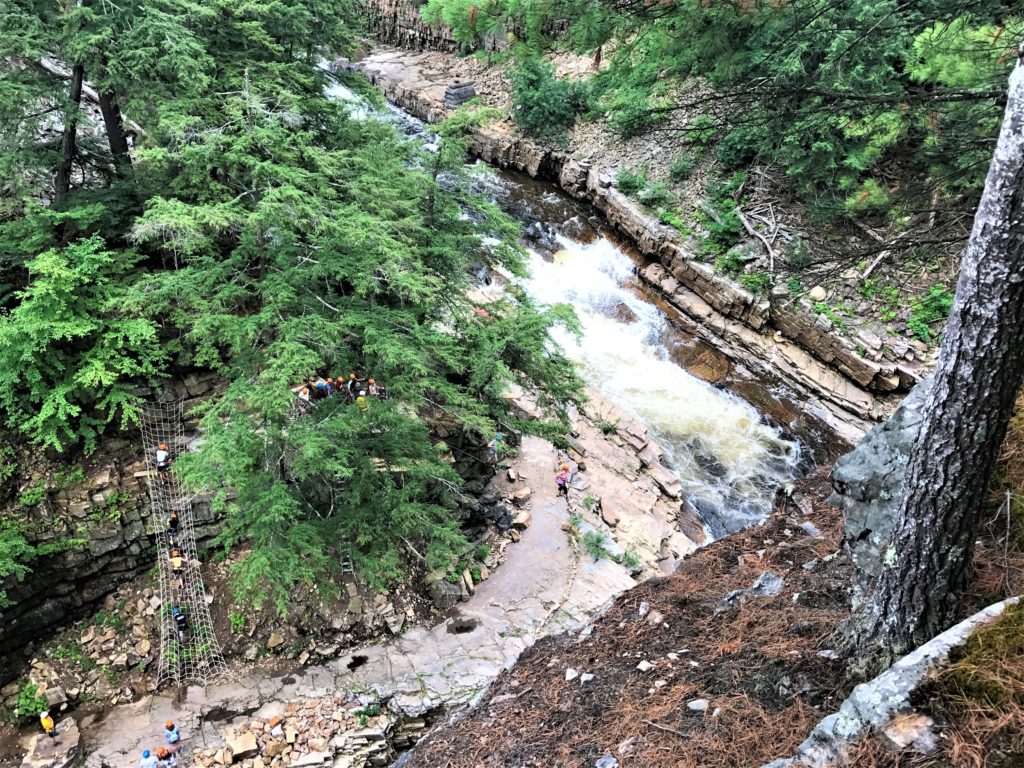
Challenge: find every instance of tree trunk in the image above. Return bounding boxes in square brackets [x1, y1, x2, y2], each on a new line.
[98, 88, 131, 168]
[54, 63, 85, 201]
[848, 47, 1024, 666]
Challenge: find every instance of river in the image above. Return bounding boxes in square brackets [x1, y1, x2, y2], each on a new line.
[359, 81, 807, 536]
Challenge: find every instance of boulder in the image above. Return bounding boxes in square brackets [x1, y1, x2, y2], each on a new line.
[808, 285, 827, 301]
[226, 729, 259, 761]
[600, 504, 619, 528]
[511, 509, 532, 529]
[510, 487, 532, 507]
[267, 632, 285, 650]
[426, 573, 461, 611]
[830, 379, 932, 601]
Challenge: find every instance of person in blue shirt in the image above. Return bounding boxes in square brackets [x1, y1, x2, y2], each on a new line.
[165, 721, 181, 745]
[140, 750, 158, 768]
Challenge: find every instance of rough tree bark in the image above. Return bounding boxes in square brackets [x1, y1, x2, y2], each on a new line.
[53, 62, 85, 201]
[98, 88, 131, 167]
[848, 46, 1024, 666]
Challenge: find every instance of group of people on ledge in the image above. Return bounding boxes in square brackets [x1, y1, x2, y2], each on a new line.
[137, 721, 183, 768]
[297, 372, 384, 415]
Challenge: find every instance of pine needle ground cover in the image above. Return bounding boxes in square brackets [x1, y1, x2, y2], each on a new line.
[403, 469, 855, 767]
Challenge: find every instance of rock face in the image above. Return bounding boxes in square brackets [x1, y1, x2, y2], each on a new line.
[0, 373, 223, 687]
[830, 379, 932, 602]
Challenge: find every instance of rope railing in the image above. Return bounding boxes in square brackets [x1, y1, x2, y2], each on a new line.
[140, 400, 227, 688]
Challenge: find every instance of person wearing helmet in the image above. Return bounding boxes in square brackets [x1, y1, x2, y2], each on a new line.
[298, 386, 311, 414]
[325, 377, 336, 395]
[156, 746, 176, 768]
[367, 378, 379, 397]
[140, 750, 158, 768]
[487, 432, 504, 463]
[39, 710, 55, 739]
[356, 390, 369, 413]
[164, 721, 181, 745]
[346, 373, 357, 401]
[556, 462, 571, 497]
[168, 549, 185, 588]
[155, 443, 171, 473]
[171, 607, 188, 642]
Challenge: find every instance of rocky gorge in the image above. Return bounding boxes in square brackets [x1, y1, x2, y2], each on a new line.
[337, 47, 933, 443]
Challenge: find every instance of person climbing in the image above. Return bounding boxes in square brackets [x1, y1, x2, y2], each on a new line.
[356, 390, 369, 413]
[171, 607, 188, 643]
[556, 462, 571, 498]
[167, 512, 179, 548]
[164, 721, 181, 746]
[314, 378, 331, 399]
[298, 387, 311, 414]
[169, 549, 185, 589]
[140, 750, 158, 768]
[156, 443, 171, 473]
[487, 433, 504, 463]
[326, 377, 336, 395]
[39, 710, 55, 740]
[156, 746, 176, 768]
[346, 373, 357, 401]
[367, 377, 379, 397]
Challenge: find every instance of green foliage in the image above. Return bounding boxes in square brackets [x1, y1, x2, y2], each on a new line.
[508, 58, 589, 142]
[18, 481, 46, 508]
[616, 166, 646, 196]
[53, 642, 92, 669]
[908, 285, 954, 343]
[0, 237, 166, 452]
[582, 495, 598, 510]
[597, 419, 618, 434]
[0, 0, 587, 612]
[636, 182, 670, 208]
[582, 530, 610, 560]
[697, 174, 745, 256]
[615, 549, 642, 570]
[813, 303, 849, 335]
[474, 544, 490, 562]
[668, 152, 696, 182]
[739, 272, 771, 295]
[16, 682, 46, 722]
[786, 276, 802, 295]
[229, 612, 246, 633]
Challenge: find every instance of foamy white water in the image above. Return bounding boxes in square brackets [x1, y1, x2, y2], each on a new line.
[519, 234, 799, 535]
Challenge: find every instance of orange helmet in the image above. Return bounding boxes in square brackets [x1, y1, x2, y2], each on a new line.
[561, 463, 570, 470]
[301, 387, 308, 394]
[171, 550, 180, 557]
[165, 721, 175, 729]
[368, 378, 375, 384]
[349, 373, 356, 379]
[157, 748, 168, 758]
[326, 378, 334, 384]
[159, 444, 168, 450]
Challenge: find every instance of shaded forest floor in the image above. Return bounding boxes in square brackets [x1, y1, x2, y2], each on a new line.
[401, 466, 1024, 768]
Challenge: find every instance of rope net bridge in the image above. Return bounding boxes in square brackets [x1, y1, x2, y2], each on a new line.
[141, 400, 227, 688]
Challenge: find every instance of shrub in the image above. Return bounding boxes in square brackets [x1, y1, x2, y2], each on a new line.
[616, 166, 647, 196]
[739, 271, 771, 295]
[474, 544, 490, 561]
[582, 530, 610, 560]
[605, 88, 664, 137]
[908, 284, 954, 343]
[668, 151, 697, 182]
[229, 612, 246, 633]
[509, 58, 589, 143]
[717, 125, 764, 170]
[636, 182, 670, 208]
